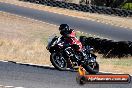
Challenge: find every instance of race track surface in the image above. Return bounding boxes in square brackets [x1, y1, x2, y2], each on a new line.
[0, 2, 132, 88]
[0, 61, 131, 88]
[0, 2, 132, 41]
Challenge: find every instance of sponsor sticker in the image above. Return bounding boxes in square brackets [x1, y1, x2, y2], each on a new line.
[76, 74, 131, 84]
[85, 74, 131, 83]
[76, 66, 131, 84]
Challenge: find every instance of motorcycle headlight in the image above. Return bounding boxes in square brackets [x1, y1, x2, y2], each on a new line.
[88, 58, 96, 63]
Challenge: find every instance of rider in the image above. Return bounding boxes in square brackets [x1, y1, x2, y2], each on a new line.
[58, 24, 86, 62]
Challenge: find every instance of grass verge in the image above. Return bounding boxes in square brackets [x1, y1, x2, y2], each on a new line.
[0, 12, 132, 74]
[0, 11, 59, 65]
[0, 0, 132, 30]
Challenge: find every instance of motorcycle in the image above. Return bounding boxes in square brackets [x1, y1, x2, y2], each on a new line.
[46, 34, 99, 74]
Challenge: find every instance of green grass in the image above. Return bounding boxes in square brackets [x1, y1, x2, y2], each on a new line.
[121, 3, 132, 10]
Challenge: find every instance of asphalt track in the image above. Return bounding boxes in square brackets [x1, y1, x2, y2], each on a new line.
[0, 2, 132, 41]
[0, 61, 131, 88]
[0, 2, 132, 88]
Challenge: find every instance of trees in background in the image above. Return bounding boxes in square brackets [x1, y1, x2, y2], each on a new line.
[79, 0, 125, 7]
[57, 0, 132, 10]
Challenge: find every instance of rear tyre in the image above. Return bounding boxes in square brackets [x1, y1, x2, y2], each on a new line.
[50, 53, 67, 71]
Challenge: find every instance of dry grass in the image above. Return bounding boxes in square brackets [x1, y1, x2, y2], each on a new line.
[0, 12, 59, 65]
[0, 11, 132, 74]
[96, 54, 132, 74]
[0, 0, 132, 29]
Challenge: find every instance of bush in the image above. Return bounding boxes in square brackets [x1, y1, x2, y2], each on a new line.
[121, 3, 132, 10]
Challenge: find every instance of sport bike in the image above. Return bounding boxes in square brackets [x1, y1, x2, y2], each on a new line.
[46, 34, 99, 74]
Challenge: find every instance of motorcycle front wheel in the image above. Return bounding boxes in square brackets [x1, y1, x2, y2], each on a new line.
[50, 53, 67, 71]
[83, 61, 99, 74]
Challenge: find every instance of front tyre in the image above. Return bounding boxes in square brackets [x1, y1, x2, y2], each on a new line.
[76, 75, 86, 85]
[50, 53, 67, 71]
[83, 62, 99, 74]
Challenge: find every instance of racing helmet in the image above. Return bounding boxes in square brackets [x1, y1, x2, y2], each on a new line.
[59, 24, 70, 35]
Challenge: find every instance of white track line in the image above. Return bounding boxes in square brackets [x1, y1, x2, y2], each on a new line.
[0, 60, 131, 76]
[0, 4, 131, 87]
[0, 11, 58, 27]
[0, 85, 25, 88]
[0, 11, 112, 40]
[1, 1, 131, 30]
[0, 11, 131, 75]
